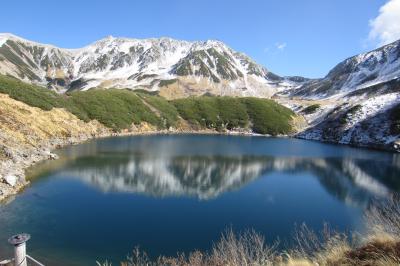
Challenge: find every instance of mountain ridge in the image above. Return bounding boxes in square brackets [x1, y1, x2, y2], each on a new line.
[280, 39, 400, 99]
[0, 33, 296, 98]
[1, 33, 400, 152]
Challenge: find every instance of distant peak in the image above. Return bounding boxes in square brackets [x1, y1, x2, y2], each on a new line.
[95, 35, 116, 43]
[0, 32, 62, 49]
[102, 35, 115, 41]
[0, 33, 22, 44]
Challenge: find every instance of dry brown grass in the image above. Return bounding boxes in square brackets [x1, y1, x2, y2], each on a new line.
[365, 195, 400, 241]
[0, 93, 109, 148]
[98, 196, 400, 266]
[120, 229, 277, 266]
[286, 223, 352, 265]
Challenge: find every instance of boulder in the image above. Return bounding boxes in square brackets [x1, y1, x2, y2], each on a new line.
[4, 175, 17, 187]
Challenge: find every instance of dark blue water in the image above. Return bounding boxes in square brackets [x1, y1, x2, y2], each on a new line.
[0, 135, 399, 265]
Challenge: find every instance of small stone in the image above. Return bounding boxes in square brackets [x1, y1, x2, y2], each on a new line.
[49, 153, 59, 160]
[4, 175, 17, 187]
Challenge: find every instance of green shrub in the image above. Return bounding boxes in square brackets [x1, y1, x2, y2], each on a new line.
[347, 104, 362, 115]
[241, 98, 294, 135]
[217, 97, 248, 129]
[132, 89, 159, 96]
[137, 93, 179, 128]
[172, 97, 208, 126]
[172, 96, 294, 135]
[0, 74, 295, 135]
[302, 104, 321, 114]
[159, 79, 177, 87]
[67, 89, 161, 131]
[172, 97, 244, 130]
[0, 75, 162, 131]
[0, 75, 64, 110]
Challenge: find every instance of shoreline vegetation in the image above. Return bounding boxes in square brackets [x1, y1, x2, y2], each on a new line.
[1, 73, 400, 265]
[98, 196, 400, 266]
[0, 72, 397, 202]
[0, 130, 255, 202]
[0, 74, 299, 201]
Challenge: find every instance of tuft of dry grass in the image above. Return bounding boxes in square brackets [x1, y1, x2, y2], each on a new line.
[287, 223, 352, 265]
[365, 195, 400, 241]
[98, 195, 400, 266]
[121, 229, 278, 266]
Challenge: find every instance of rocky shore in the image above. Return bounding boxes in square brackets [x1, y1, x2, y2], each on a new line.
[0, 93, 111, 201]
[0, 131, 111, 202]
[0, 91, 267, 202]
[0, 127, 272, 202]
[2, 89, 398, 202]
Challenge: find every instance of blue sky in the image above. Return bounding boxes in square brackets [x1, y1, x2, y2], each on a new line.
[0, 0, 397, 78]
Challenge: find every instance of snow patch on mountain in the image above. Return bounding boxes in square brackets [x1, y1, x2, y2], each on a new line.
[0, 33, 299, 96]
[283, 39, 400, 100]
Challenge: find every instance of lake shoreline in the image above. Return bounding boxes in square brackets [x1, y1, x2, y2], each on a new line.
[2, 133, 399, 266]
[1, 126, 399, 203]
[0, 128, 271, 202]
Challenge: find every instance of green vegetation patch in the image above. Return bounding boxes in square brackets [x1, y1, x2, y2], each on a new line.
[159, 79, 177, 87]
[137, 93, 179, 128]
[136, 74, 157, 81]
[172, 96, 294, 135]
[172, 97, 248, 130]
[241, 98, 295, 135]
[302, 104, 321, 114]
[0, 74, 295, 135]
[347, 104, 362, 115]
[0, 74, 63, 110]
[67, 89, 161, 131]
[0, 75, 161, 131]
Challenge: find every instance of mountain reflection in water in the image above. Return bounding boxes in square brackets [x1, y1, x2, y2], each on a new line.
[6, 136, 400, 265]
[32, 152, 400, 206]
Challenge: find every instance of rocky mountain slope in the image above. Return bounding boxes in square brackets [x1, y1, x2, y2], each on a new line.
[280, 39, 400, 99]
[0, 32, 399, 152]
[0, 33, 298, 98]
[275, 39, 400, 151]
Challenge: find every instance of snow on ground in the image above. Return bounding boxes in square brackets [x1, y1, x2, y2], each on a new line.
[346, 93, 399, 129]
[340, 93, 399, 144]
[0, 33, 303, 96]
[0, 34, 8, 47]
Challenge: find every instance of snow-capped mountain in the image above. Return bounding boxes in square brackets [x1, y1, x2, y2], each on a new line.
[294, 79, 400, 151]
[282, 39, 400, 99]
[0, 33, 297, 97]
[279, 39, 400, 151]
[1, 33, 399, 151]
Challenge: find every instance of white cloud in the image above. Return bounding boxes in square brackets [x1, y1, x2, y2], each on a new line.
[263, 42, 287, 54]
[369, 0, 400, 46]
[275, 42, 287, 50]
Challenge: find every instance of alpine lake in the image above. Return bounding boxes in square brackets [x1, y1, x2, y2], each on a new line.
[1, 134, 399, 265]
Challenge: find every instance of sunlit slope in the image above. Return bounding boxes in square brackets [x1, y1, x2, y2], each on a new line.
[0, 74, 297, 135]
